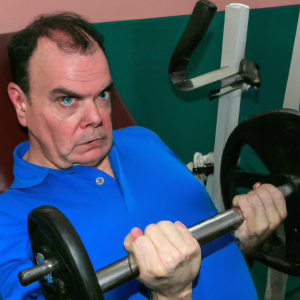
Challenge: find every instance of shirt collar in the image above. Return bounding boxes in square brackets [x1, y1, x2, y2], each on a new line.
[11, 141, 74, 189]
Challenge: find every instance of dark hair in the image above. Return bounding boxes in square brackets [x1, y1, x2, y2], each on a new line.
[7, 12, 105, 97]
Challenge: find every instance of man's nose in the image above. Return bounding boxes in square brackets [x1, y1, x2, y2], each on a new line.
[80, 100, 103, 128]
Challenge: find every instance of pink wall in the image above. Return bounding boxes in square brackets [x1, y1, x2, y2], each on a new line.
[0, 0, 299, 34]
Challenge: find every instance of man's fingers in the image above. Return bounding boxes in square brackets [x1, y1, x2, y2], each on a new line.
[234, 194, 268, 234]
[131, 234, 168, 277]
[157, 221, 199, 258]
[174, 221, 201, 259]
[124, 221, 202, 298]
[264, 185, 287, 220]
[124, 227, 168, 278]
[144, 222, 186, 268]
[252, 187, 281, 230]
[253, 183, 286, 220]
[231, 184, 287, 256]
[129, 221, 200, 278]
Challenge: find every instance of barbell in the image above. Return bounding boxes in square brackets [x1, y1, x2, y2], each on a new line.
[19, 185, 290, 299]
[17, 109, 300, 299]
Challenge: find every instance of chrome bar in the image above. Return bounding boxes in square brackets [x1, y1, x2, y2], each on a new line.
[278, 183, 293, 198]
[18, 259, 58, 286]
[96, 256, 139, 294]
[189, 207, 244, 244]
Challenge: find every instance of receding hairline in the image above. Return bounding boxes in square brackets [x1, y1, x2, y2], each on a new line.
[28, 33, 104, 71]
[38, 29, 100, 55]
[26, 32, 107, 103]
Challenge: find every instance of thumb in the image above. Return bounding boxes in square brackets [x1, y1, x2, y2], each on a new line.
[253, 182, 262, 189]
[124, 227, 143, 253]
[131, 227, 143, 242]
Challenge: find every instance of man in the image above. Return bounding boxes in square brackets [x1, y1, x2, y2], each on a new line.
[0, 13, 286, 300]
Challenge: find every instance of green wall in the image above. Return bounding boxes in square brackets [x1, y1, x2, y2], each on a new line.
[93, 5, 299, 164]
[93, 5, 300, 299]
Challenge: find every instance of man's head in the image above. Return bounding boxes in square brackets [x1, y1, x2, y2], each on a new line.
[7, 13, 114, 170]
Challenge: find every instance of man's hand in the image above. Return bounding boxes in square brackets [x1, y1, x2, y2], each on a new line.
[124, 221, 201, 300]
[232, 183, 287, 256]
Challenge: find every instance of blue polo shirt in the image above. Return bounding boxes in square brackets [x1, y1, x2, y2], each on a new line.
[0, 126, 258, 300]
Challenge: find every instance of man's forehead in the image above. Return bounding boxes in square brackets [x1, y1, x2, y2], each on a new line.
[28, 35, 111, 88]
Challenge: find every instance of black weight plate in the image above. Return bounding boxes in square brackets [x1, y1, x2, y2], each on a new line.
[221, 108, 300, 276]
[28, 205, 104, 300]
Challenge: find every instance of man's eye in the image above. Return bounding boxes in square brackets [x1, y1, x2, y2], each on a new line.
[61, 96, 74, 106]
[97, 91, 110, 99]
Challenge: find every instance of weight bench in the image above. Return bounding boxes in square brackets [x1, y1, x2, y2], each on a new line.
[0, 32, 136, 194]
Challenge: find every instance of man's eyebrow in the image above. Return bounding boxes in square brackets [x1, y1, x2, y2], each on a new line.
[103, 81, 114, 93]
[48, 81, 114, 100]
[48, 88, 85, 100]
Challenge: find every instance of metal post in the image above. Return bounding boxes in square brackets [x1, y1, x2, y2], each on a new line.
[283, 7, 300, 110]
[209, 3, 250, 212]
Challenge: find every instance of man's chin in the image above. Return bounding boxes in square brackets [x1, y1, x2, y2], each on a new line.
[71, 143, 112, 167]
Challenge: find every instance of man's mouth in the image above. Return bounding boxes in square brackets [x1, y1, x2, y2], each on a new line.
[85, 138, 100, 144]
[79, 138, 103, 145]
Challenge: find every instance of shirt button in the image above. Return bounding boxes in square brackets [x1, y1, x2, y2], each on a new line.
[96, 177, 104, 185]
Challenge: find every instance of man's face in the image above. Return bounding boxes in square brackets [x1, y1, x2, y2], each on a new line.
[24, 36, 113, 169]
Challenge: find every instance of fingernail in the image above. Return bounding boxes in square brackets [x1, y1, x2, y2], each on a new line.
[175, 221, 187, 228]
[253, 182, 262, 189]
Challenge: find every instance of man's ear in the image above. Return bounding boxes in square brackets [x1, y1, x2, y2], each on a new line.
[7, 82, 29, 127]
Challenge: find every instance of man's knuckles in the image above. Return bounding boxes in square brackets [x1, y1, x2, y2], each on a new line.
[157, 220, 174, 229]
[160, 241, 197, 268]
[185, 238, 201, 257]
[253, 188, 273, 203]
[148, 264, 169, 278]
[271, 188, 285, 203]
[131, 235, 155, 256]
[162, 249, 183, 268]
[247, 193, 265, 211]
[233, 195, 251, 208]
[144, 223, 161, 237]
[144, 221, 178, 237]
[235, 198, 253, 218]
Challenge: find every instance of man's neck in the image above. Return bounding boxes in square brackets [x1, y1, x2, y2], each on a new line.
[94, 154, 115, 178]
[22, 149, 115, 179]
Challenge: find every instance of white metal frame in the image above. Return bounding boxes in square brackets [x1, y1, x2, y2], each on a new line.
[283, 7, 300, 110]
[207, 3, 250, 212]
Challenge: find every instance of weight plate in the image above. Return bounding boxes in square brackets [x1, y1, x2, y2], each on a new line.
[28, 205, 104, 299]
[221, 108, 300, 276]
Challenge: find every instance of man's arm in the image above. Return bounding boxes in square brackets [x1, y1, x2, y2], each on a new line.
[124, 221, 201, 300]
[232, 183, 287, 257]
